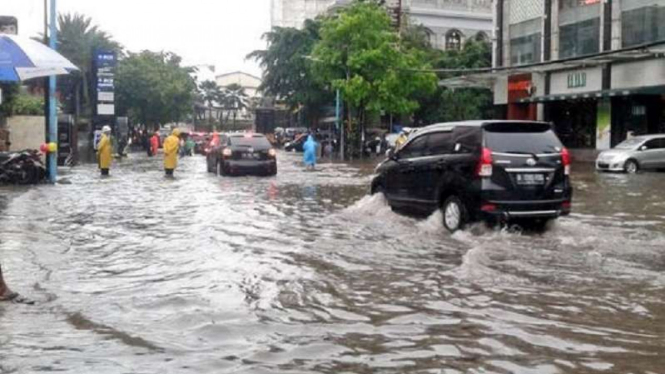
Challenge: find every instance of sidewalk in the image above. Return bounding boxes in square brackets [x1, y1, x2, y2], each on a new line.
[570, 148, 600, 163]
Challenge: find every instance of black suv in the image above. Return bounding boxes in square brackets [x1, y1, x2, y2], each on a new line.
[371, 121, 573, 232]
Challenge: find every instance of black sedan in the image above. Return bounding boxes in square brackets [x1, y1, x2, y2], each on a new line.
[219, 134, 277, 176]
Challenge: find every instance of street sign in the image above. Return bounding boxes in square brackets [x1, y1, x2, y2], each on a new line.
[94, 51, 116, 117]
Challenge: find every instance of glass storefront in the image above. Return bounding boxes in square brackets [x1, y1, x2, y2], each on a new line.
[560, 18, 600, 57]
[622, 1, 665, 47]
[558, 0, 601, 58]
[510, 18, 542, 65]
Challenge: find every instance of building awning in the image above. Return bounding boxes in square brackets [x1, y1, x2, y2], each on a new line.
[438, 41, 665, 89]
[518, 85, 665, 103]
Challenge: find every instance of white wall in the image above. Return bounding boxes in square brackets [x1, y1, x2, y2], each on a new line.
[6, 115, 45, 152]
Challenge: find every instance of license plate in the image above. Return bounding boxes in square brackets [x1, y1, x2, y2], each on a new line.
[516, 173, 545, 185]
[242, 152, 258, 159]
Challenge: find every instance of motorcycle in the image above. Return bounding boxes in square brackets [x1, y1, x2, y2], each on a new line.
[0, 150, 47, 185]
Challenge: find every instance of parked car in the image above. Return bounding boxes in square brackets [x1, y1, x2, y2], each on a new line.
[371, 120, 573, 232]
[218, 133, 277, 176]
[596, 134, 665, 173]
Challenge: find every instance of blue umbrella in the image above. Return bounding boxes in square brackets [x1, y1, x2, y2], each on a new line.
[0, 34, 78, 82]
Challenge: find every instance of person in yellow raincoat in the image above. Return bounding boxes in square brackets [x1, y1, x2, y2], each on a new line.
[163, 128, 181, 177]
[97, 126, 113, 176]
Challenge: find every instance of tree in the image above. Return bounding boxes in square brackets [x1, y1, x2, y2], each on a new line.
[221, 83, 248, 130]
[199, 80, 223, 130]
[312, 1, 437, 155]
[42, 13, 122, 118]
[413, 40, 494, 125]
[247, 19, 332, 125]
[115, 51, 197, 128]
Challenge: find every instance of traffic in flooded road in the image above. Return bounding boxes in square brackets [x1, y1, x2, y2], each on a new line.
[1, 153, 664, 374]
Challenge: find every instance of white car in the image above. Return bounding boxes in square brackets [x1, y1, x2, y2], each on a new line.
[596, 134, 665, 173]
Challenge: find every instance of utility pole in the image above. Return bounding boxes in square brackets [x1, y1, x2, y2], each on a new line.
[48, 0, 58, 183]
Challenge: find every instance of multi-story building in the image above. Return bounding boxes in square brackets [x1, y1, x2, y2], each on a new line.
[271, 0, 492, 51]
[492, 0, 665, 149]
[270, 0, 331, 29]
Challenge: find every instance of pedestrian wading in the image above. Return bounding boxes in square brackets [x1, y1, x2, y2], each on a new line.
[97, 126, 113, 176]
[163, 129, 181, 177]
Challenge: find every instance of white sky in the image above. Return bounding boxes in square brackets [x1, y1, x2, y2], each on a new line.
[2, 0, 271, 77]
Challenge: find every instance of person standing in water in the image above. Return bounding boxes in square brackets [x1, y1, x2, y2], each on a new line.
[163, 128, 181, 177]
[150, 130, 160, 157]
[97, 126, 113, 176]
[303, 134, 318, 170]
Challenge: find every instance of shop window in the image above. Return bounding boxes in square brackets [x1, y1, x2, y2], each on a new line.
[510, 33, 541, 65]
[445, 29, 463, 51]
[622, 5, 665, 47]
[474, 32, 489, 43]
[560, 0, 601, 10]
[560, 18, 600, 58]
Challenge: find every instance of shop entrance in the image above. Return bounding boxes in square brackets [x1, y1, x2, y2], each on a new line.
[611, 95, 665, 147]
[545, 98, 597, 148]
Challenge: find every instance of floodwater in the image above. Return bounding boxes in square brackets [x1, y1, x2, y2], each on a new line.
[1, 153, 664, 374]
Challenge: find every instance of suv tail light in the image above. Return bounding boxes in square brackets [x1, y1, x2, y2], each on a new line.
[561, 147, 571, 175]
[476, 147, 493, 177]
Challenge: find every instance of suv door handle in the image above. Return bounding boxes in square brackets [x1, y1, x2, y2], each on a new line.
[435, 159, 447, 169]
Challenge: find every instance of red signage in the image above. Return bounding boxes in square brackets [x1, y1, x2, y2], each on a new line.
[508, 74, 533, 103]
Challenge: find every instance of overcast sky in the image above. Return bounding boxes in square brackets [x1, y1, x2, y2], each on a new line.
[3, 0, 271, 77]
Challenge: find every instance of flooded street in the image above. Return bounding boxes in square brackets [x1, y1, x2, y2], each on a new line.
[1, 153, 664, 374]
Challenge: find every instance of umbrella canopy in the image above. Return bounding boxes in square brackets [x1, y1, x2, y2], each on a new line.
[0, 34, 79, 82]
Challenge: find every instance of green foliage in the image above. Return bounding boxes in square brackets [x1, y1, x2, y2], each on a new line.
[115, 51, 197, 127]
[9, 93, 45, 116]
[0, 84, 44, 117]
[247, 19, 331, 123]
[312, 1, 437, 117]
[44, 13, 122, 117]
[414, 40, 494, 125]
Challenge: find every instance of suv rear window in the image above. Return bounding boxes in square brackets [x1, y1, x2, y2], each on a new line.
[229, 135, 271, 148]
[483, 123, 562, 154]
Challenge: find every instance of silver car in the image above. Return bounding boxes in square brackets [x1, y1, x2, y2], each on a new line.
[596, 134, 665, 173]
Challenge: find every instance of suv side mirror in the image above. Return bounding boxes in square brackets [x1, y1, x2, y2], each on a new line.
[386, 148, 397, 160]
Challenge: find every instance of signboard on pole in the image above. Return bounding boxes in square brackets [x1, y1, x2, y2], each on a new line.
[94, 51, 116, 119]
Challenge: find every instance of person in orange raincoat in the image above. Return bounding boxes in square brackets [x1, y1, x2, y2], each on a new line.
[150, 131, 160, 157]
[163, 129, 181, 177]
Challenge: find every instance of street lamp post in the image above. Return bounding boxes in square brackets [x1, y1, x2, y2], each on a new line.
[47, 0, 58, 183]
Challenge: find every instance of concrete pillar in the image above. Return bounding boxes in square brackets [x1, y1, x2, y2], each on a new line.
[551, 0, 559, 60]
[612, 0, 622, 49]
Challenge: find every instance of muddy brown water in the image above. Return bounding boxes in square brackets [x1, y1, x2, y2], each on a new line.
[1, 153, 664, 374]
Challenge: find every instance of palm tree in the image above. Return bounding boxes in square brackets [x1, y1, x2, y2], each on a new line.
[221, 83, 248, 130]
[39, 13, 121, 118]
[199, 80, 223, 130]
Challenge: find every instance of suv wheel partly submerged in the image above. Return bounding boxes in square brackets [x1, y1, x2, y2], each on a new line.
[442, 196, 467, 233]
[624, 159, 639, 174]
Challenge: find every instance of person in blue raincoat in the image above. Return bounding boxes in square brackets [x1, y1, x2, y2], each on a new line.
[303, 134, 318, 170]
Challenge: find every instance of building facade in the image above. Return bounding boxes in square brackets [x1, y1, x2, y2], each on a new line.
[271, 0, 331, 28]
[494, 0, 665, 149]
[403, 0, 493, 51]
[271, 0, 492, 51]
